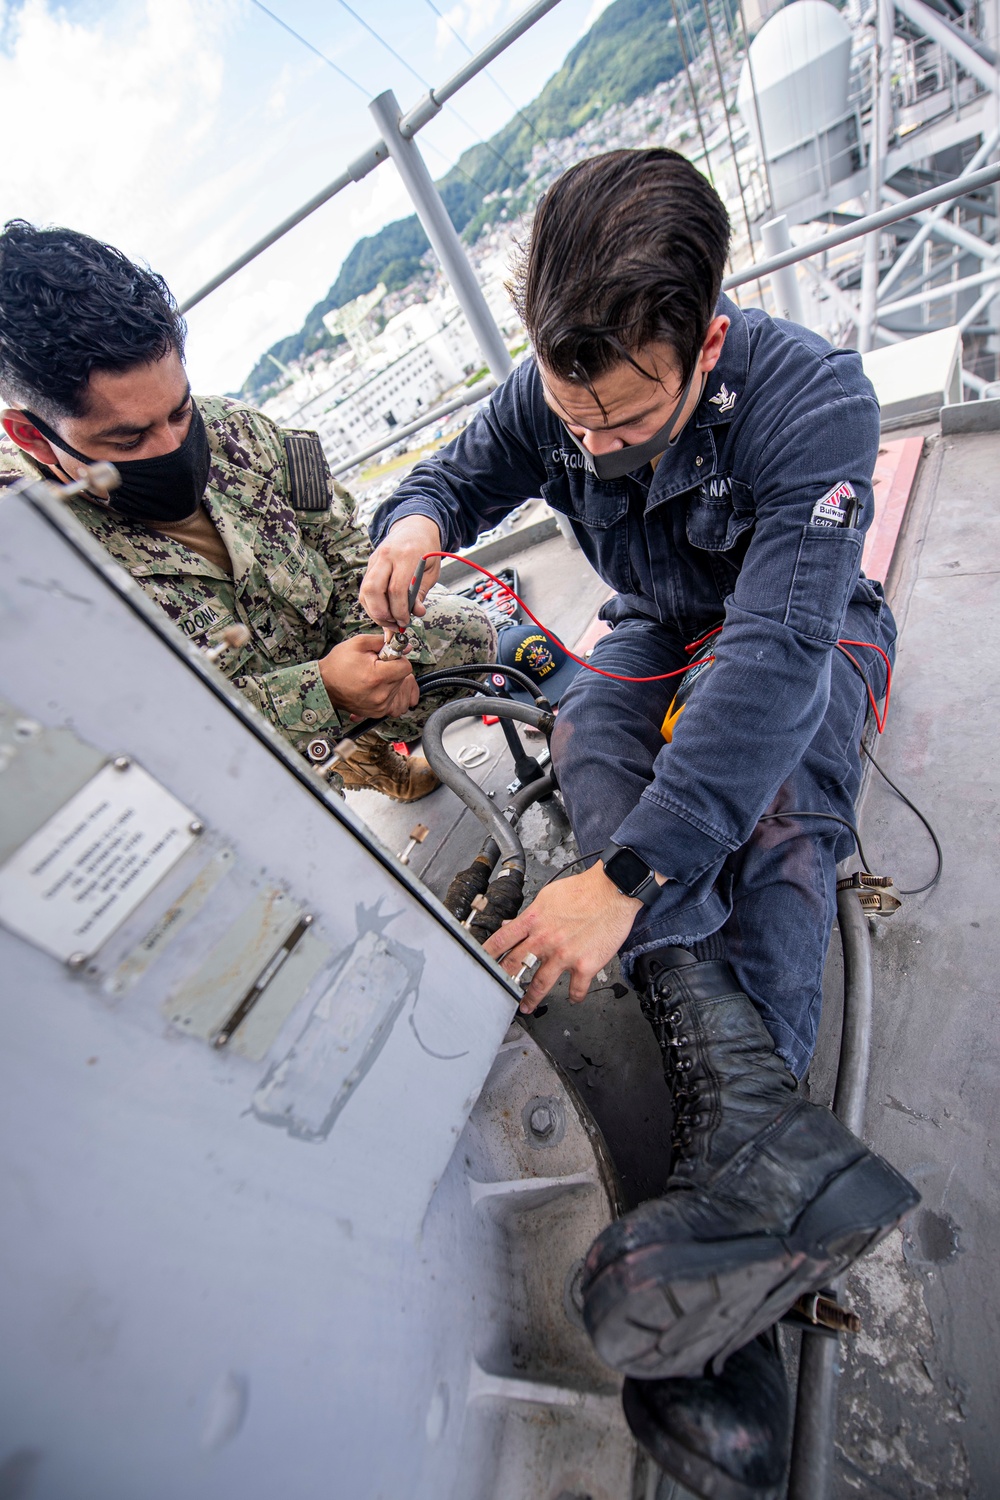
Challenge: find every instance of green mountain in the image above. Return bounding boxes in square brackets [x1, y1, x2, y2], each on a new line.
[241, 0, 694, 402]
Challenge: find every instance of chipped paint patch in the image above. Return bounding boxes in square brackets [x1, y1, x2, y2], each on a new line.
[252, 929, 422, 1140]
[835, 1231, 970, 1496]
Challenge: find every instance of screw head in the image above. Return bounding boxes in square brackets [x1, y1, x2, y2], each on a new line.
[189, 819, 204, 835]
[112, 756, 131, 771]
[66, 951, 87, 970]
[529, 1104, 554, 1137]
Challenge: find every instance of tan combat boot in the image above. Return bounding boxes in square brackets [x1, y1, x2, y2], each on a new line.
[334, 732, 439, 802]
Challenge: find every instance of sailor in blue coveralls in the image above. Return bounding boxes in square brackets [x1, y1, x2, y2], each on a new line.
[363, 151, 918, 1499]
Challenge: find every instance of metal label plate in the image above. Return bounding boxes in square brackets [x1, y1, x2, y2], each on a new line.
[0, 759, 197, 962]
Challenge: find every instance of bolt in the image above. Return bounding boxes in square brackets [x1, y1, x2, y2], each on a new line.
[189, 820, 204, 835]
[529, 1104, 554, 1138]
[463, 894, 488, 930]
[399, 822, 430, 865]
[66, 952, 87, 970]
[112, 756, 131, 771]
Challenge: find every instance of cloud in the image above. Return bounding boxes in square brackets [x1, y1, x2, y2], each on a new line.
[584, 0, 615, 27]
[0, 0, 607, 393]
[435, 0, 509, 50]
[0, 0, 232, 253]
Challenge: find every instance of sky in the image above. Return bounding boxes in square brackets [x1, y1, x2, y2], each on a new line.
[0, 0, 611, 393]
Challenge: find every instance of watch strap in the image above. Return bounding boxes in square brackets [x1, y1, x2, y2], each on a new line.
[601, 842, 660, 907]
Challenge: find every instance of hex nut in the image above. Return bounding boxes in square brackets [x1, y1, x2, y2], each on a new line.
[522, 1094, 565, 1148]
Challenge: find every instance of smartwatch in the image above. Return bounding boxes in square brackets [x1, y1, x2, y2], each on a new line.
[601, 843, 660, 906]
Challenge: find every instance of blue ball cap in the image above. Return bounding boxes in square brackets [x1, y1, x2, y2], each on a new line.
[496, 623, 583, 705]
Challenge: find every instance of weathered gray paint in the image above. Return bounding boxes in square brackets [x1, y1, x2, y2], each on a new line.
[3, 487, 634, 1498]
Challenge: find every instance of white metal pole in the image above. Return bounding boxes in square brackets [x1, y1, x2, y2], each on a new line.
[179, 0, 564, 314]
[723, 160, 1000, 291]
[369, 89, 513, 385]
[760, 216, 806, 322]
[875, 126, 1000, 305]
[894, 0, 1000, 95]
[859, 0, 893, 352]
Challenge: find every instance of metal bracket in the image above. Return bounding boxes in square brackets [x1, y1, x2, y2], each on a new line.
[786, 1291, 862, 1336]
[836, 869, 902, 915]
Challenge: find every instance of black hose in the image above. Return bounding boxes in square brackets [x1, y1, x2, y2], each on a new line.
[444, 772, 556, 920]
[469, 864, 525, 943]
[786, 869, 874, 1500]
[333, 662, 552, 751]
[443, 853, 493, 921]
[417, 661, 552, 706]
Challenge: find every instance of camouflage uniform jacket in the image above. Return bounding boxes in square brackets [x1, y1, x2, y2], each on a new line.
[0, 397, 494, 752]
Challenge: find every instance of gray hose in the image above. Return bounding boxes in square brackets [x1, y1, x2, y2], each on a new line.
[421, 697, 555, 874]
[786, 874, 874, 1500]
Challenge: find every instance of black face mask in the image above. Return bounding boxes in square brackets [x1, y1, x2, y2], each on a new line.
[22, 402, 211, 525]
[562, 366, 704, 482]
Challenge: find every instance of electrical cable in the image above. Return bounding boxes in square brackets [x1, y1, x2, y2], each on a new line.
[862, 743, 944, 894]
[421, 552, 711, 683]
[334, 0, 523, 185]
[669, 0, 717, 193]
[250, 0, 503, 203]
[422, 0, 573, 171]
[335, 659, 551, 750]
[537, 849, 602, 889]
[757, 810, 872, 875]
[419, 553, 894, 719]
[416, 660, 550, 702]
[249, 0, 372, 97]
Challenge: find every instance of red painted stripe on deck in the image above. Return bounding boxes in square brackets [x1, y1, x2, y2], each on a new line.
[863, 435, 924, 584]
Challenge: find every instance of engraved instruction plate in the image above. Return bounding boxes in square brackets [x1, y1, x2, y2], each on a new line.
[0, 760, 198, 962]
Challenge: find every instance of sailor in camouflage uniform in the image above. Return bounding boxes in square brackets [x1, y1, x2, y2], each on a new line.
[0, 221, 494, 800]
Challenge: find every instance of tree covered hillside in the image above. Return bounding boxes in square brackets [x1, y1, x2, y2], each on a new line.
[242, 0, 690, 402]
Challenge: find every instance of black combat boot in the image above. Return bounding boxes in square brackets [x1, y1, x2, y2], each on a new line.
[623, 1327, 790, 1500]
[581, 948, 919, 1380]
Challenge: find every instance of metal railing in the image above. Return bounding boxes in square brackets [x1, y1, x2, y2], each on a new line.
[178, 0, 563, 316]
[328, 377, 495, 478]
[722, 158, 1000, 293]
[324, 157, 1000, 477]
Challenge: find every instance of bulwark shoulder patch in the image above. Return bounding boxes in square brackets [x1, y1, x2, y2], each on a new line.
[811, 480, 858, 528]
[283, 429, 332, 512]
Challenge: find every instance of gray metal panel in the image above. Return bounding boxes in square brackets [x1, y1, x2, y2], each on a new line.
[0, 489, 537, 1499]
[940, 395, 1000, 433]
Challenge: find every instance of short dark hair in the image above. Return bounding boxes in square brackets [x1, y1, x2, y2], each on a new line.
[0, 220, 186, 422]
[512, 149, 730, 391]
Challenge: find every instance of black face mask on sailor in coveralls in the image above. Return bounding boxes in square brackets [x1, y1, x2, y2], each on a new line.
[22, 402, 212, 525]
[562, 366, 705, 482]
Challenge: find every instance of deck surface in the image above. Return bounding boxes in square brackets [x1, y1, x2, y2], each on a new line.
[811, 424, 1000, 1499]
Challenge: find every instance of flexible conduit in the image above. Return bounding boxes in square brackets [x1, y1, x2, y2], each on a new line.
[420, 697, 555, 873]
[786, 872, 874, 1499]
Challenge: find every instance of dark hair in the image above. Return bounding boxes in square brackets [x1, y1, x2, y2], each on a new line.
[511, 149, 730, 391]
[0, 220, 186, 422]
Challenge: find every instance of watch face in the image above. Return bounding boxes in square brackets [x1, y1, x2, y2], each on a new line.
[606, 846, 652, 896]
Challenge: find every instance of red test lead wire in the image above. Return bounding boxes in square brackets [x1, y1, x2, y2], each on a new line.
[418, 552, 892, 730]
[420, 551, 707, 685]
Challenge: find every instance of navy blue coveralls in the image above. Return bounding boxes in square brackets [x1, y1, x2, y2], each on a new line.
[372, 296, 895, 1076]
